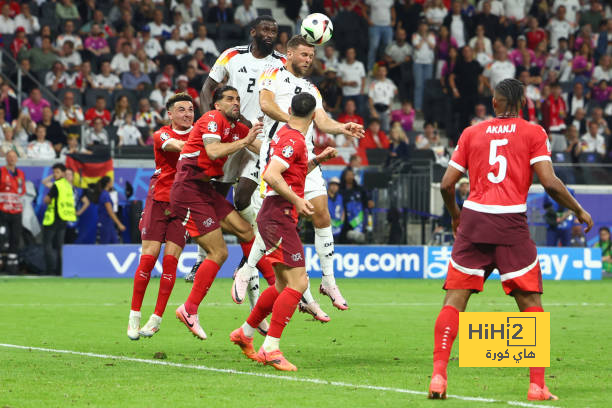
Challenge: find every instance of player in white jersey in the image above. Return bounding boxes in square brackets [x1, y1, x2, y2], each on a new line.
[232, 36, 365, 321]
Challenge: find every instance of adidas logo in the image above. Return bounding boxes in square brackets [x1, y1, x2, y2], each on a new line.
[284, 77, 290, 83]
[238, 66, 247, 73]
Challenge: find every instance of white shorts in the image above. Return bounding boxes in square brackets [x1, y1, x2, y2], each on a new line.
[218, 148, 260, 184]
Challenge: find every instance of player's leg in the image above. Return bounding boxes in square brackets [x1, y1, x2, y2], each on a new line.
[297, 278, 330, 322]
[234, 177, 259, 226]
[127, 239, 161, 340]
[309, 191, 348, 310]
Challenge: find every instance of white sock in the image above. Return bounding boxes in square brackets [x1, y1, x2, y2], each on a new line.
[302, 279, 315, 304]
[246, 270, 260, 310]
[246, 231, 266, 268]
[238, 204, 257, 227]
[315, 226, 336, 287]
[262, 335, 280, 352]
[129, 310, 141, 318]
[241, 322, 256, 338]
[197, 246, 207, 263]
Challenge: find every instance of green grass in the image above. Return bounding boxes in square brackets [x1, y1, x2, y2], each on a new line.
[1, 277, 610, 408]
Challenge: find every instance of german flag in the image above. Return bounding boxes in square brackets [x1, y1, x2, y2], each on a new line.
[65, 151, 114, 188]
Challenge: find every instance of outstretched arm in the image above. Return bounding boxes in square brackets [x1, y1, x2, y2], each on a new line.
[314, 108, 365, 139]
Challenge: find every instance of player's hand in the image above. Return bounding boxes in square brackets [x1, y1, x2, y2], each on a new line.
[451, 216, 460, 238]
[245, 122, 263, 145]
[118, 223, 126, 232]
[317, 146, 338, 163]
[342, 122, 365, 139]
[576, 208, 593, 233]
[295, 198, 315, 217]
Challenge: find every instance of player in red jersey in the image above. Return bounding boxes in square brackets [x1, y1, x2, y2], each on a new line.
[126, 93, 195, 340]
[171, 86, 273, 340]
[229, 93, 338, 371]
[428, 79, 593, 401]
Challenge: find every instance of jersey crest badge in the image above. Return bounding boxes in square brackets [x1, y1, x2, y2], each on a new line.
[224, 128, 230, 136]
[282, 145, 294, 158]
[160, 132, 170, 141]
[207, 121, 218, 133]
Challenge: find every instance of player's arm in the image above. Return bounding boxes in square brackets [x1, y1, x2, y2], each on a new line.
[263, 158, 314, 217]
[260, 89, 290, 123]
[533, 160, 593, 232]
[440, 166, 464, 236]
[200, 75, 220, 111]
[204, 123, 262, 160]
[314, 108, 365, 139]
[307, 146, 338, 173]
[162, 139, 185, 152]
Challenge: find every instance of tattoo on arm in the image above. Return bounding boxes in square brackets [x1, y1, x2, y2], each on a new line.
[203, 137, 220, 146]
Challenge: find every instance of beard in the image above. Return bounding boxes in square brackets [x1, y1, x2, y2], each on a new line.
[225, 108, 240, 121]
[255, 34, 274, 55]
[291, 60, 310, 77]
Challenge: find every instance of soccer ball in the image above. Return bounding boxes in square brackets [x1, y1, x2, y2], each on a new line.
[300, 13, 333, 45]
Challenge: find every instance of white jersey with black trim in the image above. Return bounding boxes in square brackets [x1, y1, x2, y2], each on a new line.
[258, 66, 323, 160]
[208, 45, 286, 127]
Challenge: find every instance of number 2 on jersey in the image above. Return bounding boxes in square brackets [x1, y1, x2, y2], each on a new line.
[487, 139, 508, 184]
[246, 78, 256, 93]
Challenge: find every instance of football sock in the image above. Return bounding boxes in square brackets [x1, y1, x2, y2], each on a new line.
[240, 236, 276, 286]
[262, 335, 280, 353]
[247, 269, 260, 311]
[433, 305, 459, 380]
[302, 280, 316, 304]
[241, 322, 256, 338]
[196, 246, 206, 263]
[315, 226, 336, 287]
[524, 306, 545, 388]
[154, 255, 177, 317]
[268, 287, 302, 339]
[246, 285, 279, 329]
[185, 259, 220, 315]
[238, 204, 256, 227]
[130, 254, 156, 312]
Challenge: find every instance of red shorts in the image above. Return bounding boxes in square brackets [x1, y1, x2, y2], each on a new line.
[139, 195, 187, 248]
[170, 179, 235, 238]
[257, 196, 304, 268]
[444, 235, 543, 295]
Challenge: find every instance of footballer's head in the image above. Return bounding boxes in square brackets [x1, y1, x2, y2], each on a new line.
[289, 92, 316, 120]
[493, 78, 525, 118]
[166, 93, 194, 130]
[251, 15, 277, 56]
[212, 86, 241, 121]
[286, 35, 315, 77]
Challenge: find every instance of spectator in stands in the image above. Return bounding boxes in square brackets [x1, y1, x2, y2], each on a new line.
[594, 226, 612, 277]
[207, 0, 234, 24]
[412, 21, 436, 113]
[0, 150, 24, 273]
[338, 47, 367, 114]
[59, 134, 91, 160]
[45, 62, 70, 93]
[0, 83, 17, 122]
[122, 60, 152, 91]
[384, 28, 412, 102]
[365, 0, 395, 71]
[10, 26, 29, 58]
[0, 127, 25, 158]
[71, 61, 95, 93]
[10, 59, 35, 95]
[387, 121, 412, 161]
[318, 67, 343, 115]
[27, 125, 56, 160]
[188, 49, 212, 76]
[327, 177, 344, 241]
[111, 43, 137, 75]
[483, 46, 515, 92]
[176, 0, 204, 24]
[509, 35, 534, 68]
[450, 45, 484, 133]
[136, 49, 158, 75]
[165, 27, 190, 60]
[112, 95, 132, 127]
[391, 101, 416, 133]
[175, 75, 200, 111]
[339, 167, 371, 244]
[546, 38, 573, 82]
[141, 26, 163, 60]
[117, 114, 145, 147]
[566, 82, 587, 120]
[84, 24, 111, 61]
[547, 6, 572, 50]
[444, 1, 470, 49]
[553, 0, 580, 27]
[94, 176, 125, 244]
[54, 91, 84, 128]
[189, 24, 220, 57]
[436, 25, 458, 64]
[156, 64, 176, 88]
[320, 44, 340, 72]
[543, 82, 567, 150]
[94, 61, 122, 92]
[21, 88, 50, 124]
[593, 54, 612, 84]
[474, 1, 500, 40]
[40, 106, 66, 156]
[592, 79, 612, 106]
[338, 99, 364, 129]
[525, 16, 547, 50]
[396, 0, 423, 38]
[84, 117, 110, 147]
[80, 9, 114, 37]
[471, 103, 493, 125]
[20, 36, 58, 73]
[570, 107, 587, 134]
[368, 65, 397, 132]
[474, 37, 493, 67]
[85, 97, 111, 127]
[588, 106, 611, 138]
[115, 26, 141, 54]
[596, 18, 612, 60]
[57, 20, 83, 52]
[425, 0, 447, 30]
[150, 77, 173, 115]
[440, 46, 459, 93]
[469, 24, 493, 55]
[172, 11, 194, 41]
[114, 8, 134, 34]
[572, 42, 594, 87]
[359, 118, 390, 163]
[149, 9, 172, 39]
[564, 124, 581, 163]
[580, 120, 606, 157]
[235, 0, 257, 27]
[0, 4, 14, 34]
[56, 0, 80, 20]
[59, 41, 82, 72]
[135, 98, 163, 130]
[12, 110, 34, 149]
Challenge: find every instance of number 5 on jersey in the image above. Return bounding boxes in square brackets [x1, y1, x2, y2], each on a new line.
[488, 139, 508, 184]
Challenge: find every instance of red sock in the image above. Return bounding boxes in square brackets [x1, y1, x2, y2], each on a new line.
[130, 254, 156, 311]
[240, 237, 276, 285]
[240, 238, 254, 258]
[185, 259, 219, 314]
[246, 285, 279, 328]
[432, 305, 459, 379]
[154, 255, 177, 317]
[524, 306, 545, 388]
[268, 287, 302, 338]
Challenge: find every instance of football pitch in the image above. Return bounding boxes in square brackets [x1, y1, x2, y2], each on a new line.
[1, 277, 610, 408]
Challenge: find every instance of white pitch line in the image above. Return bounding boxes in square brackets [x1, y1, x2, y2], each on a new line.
[0, 343, 557, 408]
[0, 302, 609, 307]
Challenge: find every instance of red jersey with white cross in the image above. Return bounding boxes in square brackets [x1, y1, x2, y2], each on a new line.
[149, 125, 192, 202]
[177, 110, 249, 180]
[263, 125, 308, 222]
[449, 117, 551, 214]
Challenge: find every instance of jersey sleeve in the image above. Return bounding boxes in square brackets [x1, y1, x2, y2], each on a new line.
[312, 85, 323, 110]
[259, 67, 280, 93]
[271, 136, 304, 169]
[198, 111, 224, 141]
[449, 129, 469, 173]
[154, 128, 174, 151]
[208, 48, 237, 83]
[529, 124, 552, 165]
